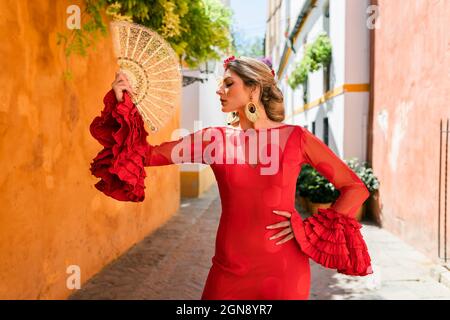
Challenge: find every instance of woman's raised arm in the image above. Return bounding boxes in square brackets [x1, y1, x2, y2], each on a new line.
[89, 89, 216, 202]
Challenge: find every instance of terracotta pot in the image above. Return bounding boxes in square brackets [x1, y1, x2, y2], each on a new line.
[296, 195, 310, 213]
[367, 190, 382, 226]
[309, 201, 333, 215]
[354, 203, 366, 221]
[304, 198, 368, 222]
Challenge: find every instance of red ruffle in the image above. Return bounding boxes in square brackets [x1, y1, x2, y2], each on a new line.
[89, 90, 149, 202]
[290, 207, 373, 276]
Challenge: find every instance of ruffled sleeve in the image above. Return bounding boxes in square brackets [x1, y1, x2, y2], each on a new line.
[89, 90, 149, 202]
[290, 126, 373, 276]
[89, 90, 216, 202]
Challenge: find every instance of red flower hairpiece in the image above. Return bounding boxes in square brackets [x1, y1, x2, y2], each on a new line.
[271, 69, 275, 77]
[223, 55, 235, 69]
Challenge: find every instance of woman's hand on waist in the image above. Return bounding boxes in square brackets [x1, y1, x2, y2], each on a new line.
[266, 210, 294, 245]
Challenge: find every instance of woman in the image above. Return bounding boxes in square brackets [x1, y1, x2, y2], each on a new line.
[90, 56, 373, 300]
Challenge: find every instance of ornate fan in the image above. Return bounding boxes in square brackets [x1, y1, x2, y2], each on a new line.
[110, 21, 182, 132]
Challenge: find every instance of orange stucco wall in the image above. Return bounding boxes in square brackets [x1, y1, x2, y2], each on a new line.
[0, 0, 181, 299]
[370, 0, 449, 262]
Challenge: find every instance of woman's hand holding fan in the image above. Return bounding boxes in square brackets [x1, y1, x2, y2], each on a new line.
[109, 21, 182, 132]
[112, 71, 137, 102]
[89, 21, 183, 202]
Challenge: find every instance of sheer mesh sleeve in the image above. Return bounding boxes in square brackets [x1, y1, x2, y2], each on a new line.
[89, 90, 217, 202]
[290, 126, 373, 276]
[300, 127, 370, 218]
[144, 126, 218, 166]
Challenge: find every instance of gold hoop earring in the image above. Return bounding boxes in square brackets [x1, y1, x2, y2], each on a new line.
[245, 100, 259, 123]
[227, 111, 239, 125]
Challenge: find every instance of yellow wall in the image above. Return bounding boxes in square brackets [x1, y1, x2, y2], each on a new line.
[0, 0, 181, 299]
[181, 167, 216, 198]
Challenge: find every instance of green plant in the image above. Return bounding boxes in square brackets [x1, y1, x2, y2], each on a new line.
[296, 156, 380, 204]
[296, 164, 314, 197]
[296, 164, 340, 203]
[288, 57, 310, 89]
[288, 32, 332, 90]
[310, 33, 332, 67]
[345, 158, 380, 194]
[57, 0, 233, 78]
[57, 1, 109, 59]
[306, 168, 340, 203]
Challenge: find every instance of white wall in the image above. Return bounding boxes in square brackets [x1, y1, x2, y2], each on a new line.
[199, 68, 227, 128]
[292, 94, 346, 157]
[344, 92, 369, 160]
[181, 69, 200, 133]
[180, 64, 227, 172]
[330, 0, 347, 86]
[272, 0, 370, 162]
[343, 0, 370, 161]
[179, 0, 231, 177]
[345, 0, 370, 84]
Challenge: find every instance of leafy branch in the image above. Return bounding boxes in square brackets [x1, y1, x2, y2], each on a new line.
[56, 0, 233, 79]
[288, 33, 332, 90]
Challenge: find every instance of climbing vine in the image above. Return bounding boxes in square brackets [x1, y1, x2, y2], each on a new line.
[57, 0, 233, 79]
[288, 33, 332, 90]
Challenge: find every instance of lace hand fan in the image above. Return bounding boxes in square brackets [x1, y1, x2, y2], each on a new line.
[110, 21, 182, 132]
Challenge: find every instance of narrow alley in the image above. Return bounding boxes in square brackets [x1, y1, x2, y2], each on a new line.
[69, 185, 450, 300]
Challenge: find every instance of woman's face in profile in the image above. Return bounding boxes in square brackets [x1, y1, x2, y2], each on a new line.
[216, 69, 251, 113]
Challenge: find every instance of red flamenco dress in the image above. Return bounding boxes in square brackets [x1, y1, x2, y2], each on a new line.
[90, 90, 373, 300]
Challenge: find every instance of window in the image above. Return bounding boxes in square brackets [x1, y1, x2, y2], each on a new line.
[323, 63, 331, 93]
[323, 2, 330, 33]
[312, 121, 316, 135]
[303, 81, 308, 105]
[323, 1, 331, 93]
[323, 117, 329, 145]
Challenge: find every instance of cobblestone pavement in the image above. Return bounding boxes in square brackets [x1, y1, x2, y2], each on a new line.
[70, 184, 450, 300]
[69, 184, 219, 300]
[309, 224, 450, 300]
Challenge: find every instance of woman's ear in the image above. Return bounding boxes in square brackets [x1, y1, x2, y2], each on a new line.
[250, 85, 261, 101]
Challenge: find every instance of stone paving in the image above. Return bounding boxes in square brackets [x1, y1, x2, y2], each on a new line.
[69, 184, 450, 300]
[309, 223, 450, 300]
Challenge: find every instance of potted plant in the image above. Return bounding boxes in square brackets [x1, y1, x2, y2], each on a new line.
[288, 33, 332, 90]
[306, 168, 340, 215]
[344, 158, 380, 221]
[296, 164, 340, 216]
[296, 164, 315, 213]
[296, 158, 380, 221]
